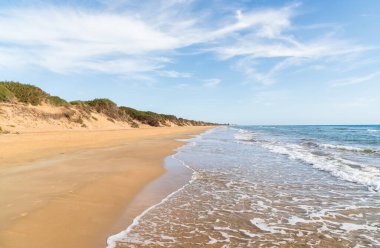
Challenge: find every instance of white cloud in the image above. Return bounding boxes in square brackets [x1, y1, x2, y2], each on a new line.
[331, 71, 380, 87]
[203, 78, 221, 88]
[211, 3, 297, 39]
[157, 70, 192, 78]
[0, 1, 373, 83]
[215, 39, 368, 60]
[206, 3, 373, 84]
[0, 7, 182, 74]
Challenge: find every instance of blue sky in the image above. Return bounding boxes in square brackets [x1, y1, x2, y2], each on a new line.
[0, 0, 379, 124]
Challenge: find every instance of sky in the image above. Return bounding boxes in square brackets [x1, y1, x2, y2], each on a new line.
[0, 0, 379, 125]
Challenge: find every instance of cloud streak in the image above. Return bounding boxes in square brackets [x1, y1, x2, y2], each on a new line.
[0, 1, 373, 83]
[331, 71, 380, 87]
[0, 7, 180, 75]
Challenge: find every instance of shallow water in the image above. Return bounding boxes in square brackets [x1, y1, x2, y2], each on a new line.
[108, 126, 380, 247]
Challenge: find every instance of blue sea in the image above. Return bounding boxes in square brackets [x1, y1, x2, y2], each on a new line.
[108, 125, 380, 247]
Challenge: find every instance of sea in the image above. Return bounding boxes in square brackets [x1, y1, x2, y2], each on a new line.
[108, 125, 380, 248]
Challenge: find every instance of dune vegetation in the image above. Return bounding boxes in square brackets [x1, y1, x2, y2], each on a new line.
[0, 81, 216, 128]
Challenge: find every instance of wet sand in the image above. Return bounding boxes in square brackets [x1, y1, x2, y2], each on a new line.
[109, 155, 194, 247]
[0, 126, 211, 248]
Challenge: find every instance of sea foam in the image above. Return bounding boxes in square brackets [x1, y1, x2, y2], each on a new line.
[262, 142, 380, 191]
[368, 129, 380, 133]
[234, 129, 380, 191]
[106, 154, 198, 248]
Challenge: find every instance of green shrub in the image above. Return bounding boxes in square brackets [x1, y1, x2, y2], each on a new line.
[70, 100, 92, 115]
[70, 100, 82, 105]
[48, 96, 68, 106]
[85, 98, 120, 119]
[0, 85, 15, 102]
[120, 107, 161, 127]
[0, 81, 48, 105]
[85, 98, 116, 109]
[117, 106, 213, 127]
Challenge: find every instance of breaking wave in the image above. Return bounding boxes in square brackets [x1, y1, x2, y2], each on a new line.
[235, 130, 380, 191]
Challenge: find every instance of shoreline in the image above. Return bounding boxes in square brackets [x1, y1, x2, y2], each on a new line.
[107, 153, 195, 248]
[0, 126, 212, 248]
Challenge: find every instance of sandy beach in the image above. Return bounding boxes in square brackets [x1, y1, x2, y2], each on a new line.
[0, 1, 378, 246]
[0, 126, 211, 248]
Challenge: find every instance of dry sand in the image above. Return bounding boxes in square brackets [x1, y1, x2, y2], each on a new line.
[0, 126, 212, 248]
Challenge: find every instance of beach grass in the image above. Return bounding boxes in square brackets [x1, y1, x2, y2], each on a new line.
[0, 81, 48, 105]
[0, 85, 16, 102]
[48, 95, 68, 106]
[0, 81, 217, 128]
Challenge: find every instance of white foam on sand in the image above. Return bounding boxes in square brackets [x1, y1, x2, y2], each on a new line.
[250, 218, 286, 234]
[340, 223, 379, 232]
[106, 154, 198, 248]
[239, 229, 259, 238]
